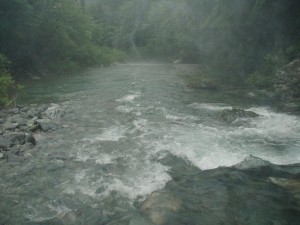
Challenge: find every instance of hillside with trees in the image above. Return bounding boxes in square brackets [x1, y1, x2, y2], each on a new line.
[1, 0, 300, 106]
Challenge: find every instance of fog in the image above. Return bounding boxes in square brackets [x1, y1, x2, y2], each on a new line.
[84, 0, 300, 87]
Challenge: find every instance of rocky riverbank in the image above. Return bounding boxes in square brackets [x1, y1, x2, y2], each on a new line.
[0, 102, 71, 163]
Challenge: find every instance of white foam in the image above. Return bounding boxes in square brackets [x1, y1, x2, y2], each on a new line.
[116, 105, 134, 113]
[85, 126, 128, 142]
[190, 102, 232, 111]
[95, 153, 114, 164]
[142, 105, 300, 169]
[25, 203, 72, 223]
[102, 163, 171, 200]
[116, 92, 141, 102]
[132, 119, 149, 132]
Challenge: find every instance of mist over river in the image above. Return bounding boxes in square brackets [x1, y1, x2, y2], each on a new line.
[1, 63, 300, 224]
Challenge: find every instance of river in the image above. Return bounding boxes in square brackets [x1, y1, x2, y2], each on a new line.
[1, 63, 300, 224]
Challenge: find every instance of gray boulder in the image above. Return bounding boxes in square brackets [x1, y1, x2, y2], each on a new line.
[45, 103, 66, 119]
[37, 119, 58, 131]
[25, 133, 36, 145]
[138, 155, 300, 225]
[2, 122, 19, 130]
[0, 136, 12, 150]
[220, 108, 259, 125]
[8, 108, 20, 114]
[187, 79, 218, 91]
[235, 155, 274, 170]
[6, 115, 27, 126]
[3, 132, 25, 145]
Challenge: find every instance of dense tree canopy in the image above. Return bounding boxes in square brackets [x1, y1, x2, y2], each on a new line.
[1, 0, 300, 106]
[87, 0, 300, 86]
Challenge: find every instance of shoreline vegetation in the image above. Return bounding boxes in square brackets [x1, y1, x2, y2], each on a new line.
[1, 0, 300, 111]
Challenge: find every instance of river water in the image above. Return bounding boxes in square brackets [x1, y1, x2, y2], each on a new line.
[1, 63, 300, 224]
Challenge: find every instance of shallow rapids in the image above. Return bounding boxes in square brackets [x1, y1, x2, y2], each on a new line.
[1, 63, 300, 224]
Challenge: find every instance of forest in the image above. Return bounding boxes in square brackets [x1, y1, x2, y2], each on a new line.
[1, 0, 300, 106]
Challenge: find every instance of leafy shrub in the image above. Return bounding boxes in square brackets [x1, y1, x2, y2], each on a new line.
[0, 54, 14, 107]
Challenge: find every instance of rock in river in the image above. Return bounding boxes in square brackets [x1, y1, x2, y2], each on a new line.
[137, 155, 300, 225]
[220, 107, 259, 125]
[37, 119, 58, 132]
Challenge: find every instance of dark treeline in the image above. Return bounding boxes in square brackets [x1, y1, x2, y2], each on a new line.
[1, 0, 300, 106]
[88, 0, 300, 87]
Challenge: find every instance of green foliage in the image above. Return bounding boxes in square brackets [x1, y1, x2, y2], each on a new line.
[0, 54, 14, 107]
[1, 0, 300, 90]
[246, 52, 288, 88]
[0, 0, 126, 76]
[86, 0, 300, 88]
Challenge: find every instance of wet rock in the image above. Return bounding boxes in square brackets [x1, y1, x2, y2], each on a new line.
[37, 119, 58, 131]
[220, 108, 259, 124]
[139, 155, 300, 225]
[2, 122, 19, 130]
[0, 152, 4, 159]
[20, 106, 29, 112]
[235, 155, 273, 170]
[3, 132, 25, 145]
[25, 132, 36, 145]
[9, 145, 21, 155]
[6, 115, 27, 126]
[45, 103, 65, 119]
[26, 109, 39, 118]
[141, 192, 181, 225]
[0, 135, 12, 150]
[269, 177, 300, 200]
[6, 153, 21, 164]
[187, 79, 218, 91]
[59, 211, 77, 225]
[8, 108, 20, 114]
[19, 143, 33, 154]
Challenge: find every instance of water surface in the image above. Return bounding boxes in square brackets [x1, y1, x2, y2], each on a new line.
[1, 63, 300, 224]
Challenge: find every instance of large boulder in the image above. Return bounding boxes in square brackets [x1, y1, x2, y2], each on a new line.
[2, 132, 25, 145]
[220, 108, 259, 125]
[45, 103, 66, 119]
[0, 135, 12, 150]
[136, 155, 300, 225]
[37, 119, 58, 131]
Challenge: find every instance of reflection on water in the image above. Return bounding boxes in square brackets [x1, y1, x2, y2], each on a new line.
[1, 63, 300, 224]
